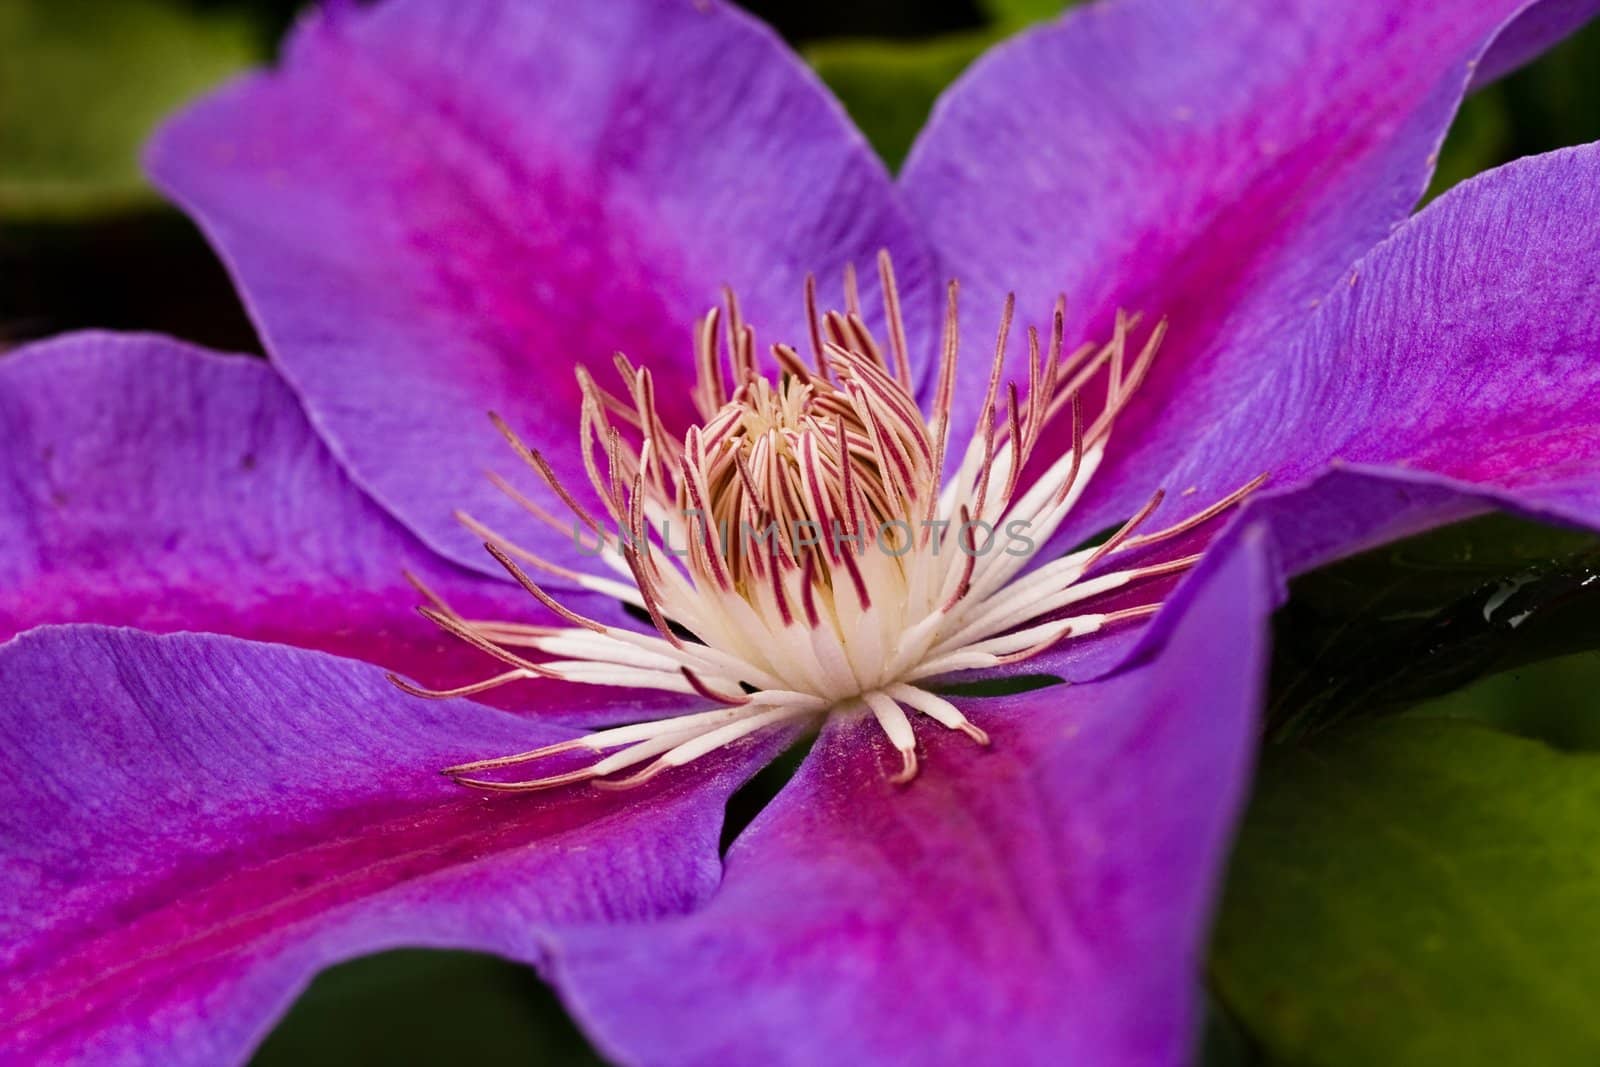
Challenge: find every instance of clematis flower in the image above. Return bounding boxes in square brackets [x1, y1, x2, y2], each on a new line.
[5, 0, 1600, 1064]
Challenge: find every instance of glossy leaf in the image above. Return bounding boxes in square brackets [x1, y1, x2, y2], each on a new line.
[1268, 514, 1600, 739]
[1212, 718, 1600, 1067]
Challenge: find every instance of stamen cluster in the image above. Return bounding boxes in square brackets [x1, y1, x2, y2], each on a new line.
[395, 253, 1263, 788]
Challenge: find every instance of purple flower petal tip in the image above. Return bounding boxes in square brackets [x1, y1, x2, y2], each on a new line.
[902, 0, 1600, 553]
[0, 331, 689, 724]
[146, 0, 936, 580]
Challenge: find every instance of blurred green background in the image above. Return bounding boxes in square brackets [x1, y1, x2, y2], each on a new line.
[6, 2, 1600, 1064]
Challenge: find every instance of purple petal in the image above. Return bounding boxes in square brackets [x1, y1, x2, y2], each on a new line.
[148, 0, 935, 579]
[1168, 143, 1600, 571]
[1241, 464, 1535, 577]
[900, 0, 1596, 549]
[548, 528, 1275, 1066]
[1474, 0, 1600, 86]
[0, 333, 680, 722]
[0, 627, 781, 1064]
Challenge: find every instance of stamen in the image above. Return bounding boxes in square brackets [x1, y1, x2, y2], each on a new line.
[863, 692, 919, 785]
[888, 684, 991, 746]
[487, 412, 605, 536]
[592, 704, 814, 791]
[484, 542, 608, 636]
[877, 250, 914, 387]
[804, 273, 826, 374]
[397, 255, 1266, 791]
[1118, 471, 1271, 554]
[1082, 488, 1166, 571]
[681, 667, 751, 706]
[386, 668, 534, 701]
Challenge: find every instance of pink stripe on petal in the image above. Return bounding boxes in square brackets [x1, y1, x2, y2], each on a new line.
[0, 333, 685, 724]
[0, 628, 785, 1064]
[148, 0, 934, 582]
[902, 0, 1597, 552]
[549, 530, 1275, 1066]
[1169, 143, 1600, 571]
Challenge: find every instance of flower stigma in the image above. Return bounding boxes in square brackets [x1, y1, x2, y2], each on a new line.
[392, 253, 1266, 789]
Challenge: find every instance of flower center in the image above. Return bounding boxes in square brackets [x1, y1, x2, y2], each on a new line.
[395, 253, 1265, 789]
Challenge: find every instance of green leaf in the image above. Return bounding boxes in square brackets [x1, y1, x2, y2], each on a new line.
[0, 0, 262, 220]
[1406, 650, 1600, 752]
[1268, 514, 1600, 740]
[1199, 990, 1265, 1067]
[1425, 89, 1512, 202]
[805, 0, 1084, 170]
[252, 950, 605, 1066]
[1212, 718, 1600, 1067]
[932, 673, 1064, 698]
[807, 31, 999, 170]
[976, 0, 1069, 28]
